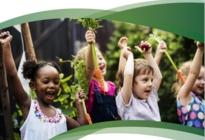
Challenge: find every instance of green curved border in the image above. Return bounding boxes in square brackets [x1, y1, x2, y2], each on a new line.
[0, 2, 204, 43]
[50, 121, 204, 140]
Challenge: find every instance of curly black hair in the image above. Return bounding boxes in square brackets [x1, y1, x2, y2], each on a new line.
[22, 60, 61, 81]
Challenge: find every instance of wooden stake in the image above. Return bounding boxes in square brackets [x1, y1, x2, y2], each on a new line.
[21, 23, 37, 62]
[0, 30, 14, 139]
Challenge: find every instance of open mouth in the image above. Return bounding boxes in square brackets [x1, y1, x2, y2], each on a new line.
[198, 86, 204, 91]
[99, 65, 105, 72]
[46, 92, 55, 100]
[145, 90, 151, 94]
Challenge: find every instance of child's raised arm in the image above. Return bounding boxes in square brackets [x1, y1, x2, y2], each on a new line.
[118, 37, 128, 73]
[122, 48, 133, 104]
[84, 27, 95, 86]
[135, 41, 162, 91]
[0, 31, 30, 120]
[179, 42, 204, 105]
[154, 41, 167, 65]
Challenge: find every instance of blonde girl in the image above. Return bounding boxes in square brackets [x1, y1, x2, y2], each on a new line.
[172, 42, 204, 129]
[75, 28, 118, 123]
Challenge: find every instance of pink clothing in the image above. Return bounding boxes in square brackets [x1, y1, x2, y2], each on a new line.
[85, 80, 116, 113]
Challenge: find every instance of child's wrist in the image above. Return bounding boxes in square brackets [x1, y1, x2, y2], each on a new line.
[156, 51, 163, 56]
[1, 43, 10, 48]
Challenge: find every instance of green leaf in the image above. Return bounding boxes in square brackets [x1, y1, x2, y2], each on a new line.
[59, 107, 73, 116]
[18, 110, 23, 116]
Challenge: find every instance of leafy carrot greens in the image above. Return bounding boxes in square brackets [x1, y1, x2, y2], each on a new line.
[70, 18, 103, 33]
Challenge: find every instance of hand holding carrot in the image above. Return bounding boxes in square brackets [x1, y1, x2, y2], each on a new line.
[75, 89, 87, 103]
[156, 41, 167, 54]
[85, 27, 95, 44]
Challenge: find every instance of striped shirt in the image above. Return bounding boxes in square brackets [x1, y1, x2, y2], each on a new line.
[116, 85, 161, 121]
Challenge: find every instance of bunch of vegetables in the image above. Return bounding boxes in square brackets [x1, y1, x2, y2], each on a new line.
[70, 18, 105, 124]
[148, 31, 185, 84]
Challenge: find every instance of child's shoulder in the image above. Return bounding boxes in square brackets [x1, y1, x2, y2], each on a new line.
[106, 81, 116, 87]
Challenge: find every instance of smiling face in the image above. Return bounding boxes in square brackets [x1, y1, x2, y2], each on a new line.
[192, 68, 205, 94]
[32, 66, 60, 105]
[132, 70, 154, 100]
[93, 51, 107, 77]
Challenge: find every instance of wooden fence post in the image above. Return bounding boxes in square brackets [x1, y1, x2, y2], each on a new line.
[21, 23, 37, 62]
[0, 30, 14, 139]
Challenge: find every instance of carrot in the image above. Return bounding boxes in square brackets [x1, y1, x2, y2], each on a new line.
[85, 114, 92, 124]
[177, 70, 186, 84]
[91, 42, 106, 95]
[81, 99, 92, 124]
[94, 69, 105, 94]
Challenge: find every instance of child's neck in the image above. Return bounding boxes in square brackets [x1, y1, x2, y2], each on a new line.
[133, 93, 146, 100]
[37, 98, 51, 108]
[191, 91, 203, 100]
[36, 98, 56, 117]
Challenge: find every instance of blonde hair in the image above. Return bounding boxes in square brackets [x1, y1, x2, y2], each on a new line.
[74, 45, 102, 63]
[74, 46, 88, 64]
[117, 59, 154, 88]
[171, 61, 204, 98]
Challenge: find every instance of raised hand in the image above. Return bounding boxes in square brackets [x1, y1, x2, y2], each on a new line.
[135, 41, 152, 54]
[156, 41, 167, 54]
[196, 41, 204, 51]
[122, 47, 133, 59]
[118, 37, 128, 49]
[85, 27, 95, 44]
[0, 31, 13, 46]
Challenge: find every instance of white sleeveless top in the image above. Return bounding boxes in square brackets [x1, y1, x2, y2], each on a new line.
[20, 99, 67, 140]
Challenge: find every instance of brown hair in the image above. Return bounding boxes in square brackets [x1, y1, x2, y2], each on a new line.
[171, 61, 204, 98]
[117, 59, 154, 88]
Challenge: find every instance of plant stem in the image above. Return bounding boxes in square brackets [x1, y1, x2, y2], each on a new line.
[164, 49, 178, 71]
[81, 99, 87, 114]
[91, 42, 98, 69]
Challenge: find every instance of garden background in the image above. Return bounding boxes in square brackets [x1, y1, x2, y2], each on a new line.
[0, 18, 203, 140]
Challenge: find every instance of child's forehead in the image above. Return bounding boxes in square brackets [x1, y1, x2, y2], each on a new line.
[135, 70, 153, 78]
[37, 66, 59, 76]
[96, 51, 103, 56]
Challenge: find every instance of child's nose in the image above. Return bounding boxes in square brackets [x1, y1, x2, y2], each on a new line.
[148, 81, 153, 87]
[49, 82, 55, 88]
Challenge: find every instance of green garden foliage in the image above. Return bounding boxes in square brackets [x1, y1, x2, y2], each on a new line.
[105, 21, 203, 123]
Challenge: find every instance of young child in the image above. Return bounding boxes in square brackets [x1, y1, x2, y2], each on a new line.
[0, 31, 87, 140]
[116, 40, 163, 121]
[75, 28, 118, 123]
[172, 42, 204, 129]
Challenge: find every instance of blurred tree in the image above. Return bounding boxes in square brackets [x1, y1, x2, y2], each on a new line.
[105, 21, 203, 124]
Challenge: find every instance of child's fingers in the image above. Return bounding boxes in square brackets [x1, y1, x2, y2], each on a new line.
[3, 32, 7, 36]
[120, 37, 128, 42]
[135, 46, 142, 52]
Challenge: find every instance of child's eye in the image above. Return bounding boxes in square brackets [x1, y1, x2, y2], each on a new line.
[55, 81, 60, 85]
[143, 79, 148, 81]
[151, 79, 154, 82]
[42, 81, 49, 84]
